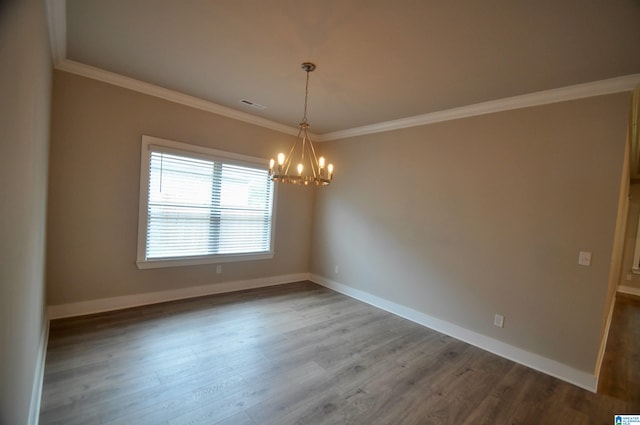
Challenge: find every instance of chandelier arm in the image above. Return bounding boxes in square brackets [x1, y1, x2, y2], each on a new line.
[283, 127, 303, 175]
[305, 129, 321, 178]
[300, 135, 305, 168]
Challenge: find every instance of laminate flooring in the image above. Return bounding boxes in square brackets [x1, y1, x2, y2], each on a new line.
[40, 281, 639, 425]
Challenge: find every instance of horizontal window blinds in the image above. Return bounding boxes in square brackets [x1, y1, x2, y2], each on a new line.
[145, 149, 273, 260]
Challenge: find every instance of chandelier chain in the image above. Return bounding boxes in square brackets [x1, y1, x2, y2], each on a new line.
[302, 69, 310, 124]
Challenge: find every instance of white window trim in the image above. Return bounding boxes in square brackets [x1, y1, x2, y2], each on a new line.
[136, 135, 277, 269]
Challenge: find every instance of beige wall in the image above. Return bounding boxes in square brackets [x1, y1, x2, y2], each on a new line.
[45, 42, 632, 384]
[311, 94, 629, 373]
[0, 0, 52, 423]
[47, 71, 313, 306]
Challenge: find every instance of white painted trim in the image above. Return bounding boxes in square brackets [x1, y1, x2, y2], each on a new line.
[44, 0, 66, 65]
[55, 59, 302, 137]
[317, 74, 640, 141]
[135, 135, 277, 270]
[48, 273, 310, 319]
[617, 284, 640, 297]
[43, 1, 640, 143]
[593, 292, 617, 390]
[310, 274, 597, 392]
[58, 58, 640, 143]
[28, 317, 49, 425]
[44, 1, 302, 137]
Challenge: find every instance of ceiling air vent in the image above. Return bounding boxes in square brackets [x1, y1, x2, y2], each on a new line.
[240, 99, 266, 110]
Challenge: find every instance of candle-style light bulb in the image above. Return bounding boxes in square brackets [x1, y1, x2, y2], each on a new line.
[318, 156, 325, 168]
[328, 163, 334, 179]
[277, 153, 285, 165]
[269, 158, 275, 171]
[297, 163, 303, 175]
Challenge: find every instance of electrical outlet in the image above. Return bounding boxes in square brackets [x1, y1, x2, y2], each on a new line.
[578, 251, 592, 266]
[334, 265, 340, 274]
[494, 314, 504, 328]
[216, 265, 222, 274]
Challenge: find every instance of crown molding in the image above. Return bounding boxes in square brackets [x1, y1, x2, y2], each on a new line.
[45, 0, 639, 142]
[56, 60, 301, 136]
[45, 0, 305, 138]
[44, 0, 66, 65]
[59, 61, 638, 142]
[317, 74, 640, 142]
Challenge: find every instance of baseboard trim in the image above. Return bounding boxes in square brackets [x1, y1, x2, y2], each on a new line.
[617, 285, 640, 297]
[28, 316, 49, 425]
[48, 273, 310, 319]
[310, 274, 597, 392]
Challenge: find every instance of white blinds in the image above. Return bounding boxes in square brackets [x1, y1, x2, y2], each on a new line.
[145, 148, 274, 260]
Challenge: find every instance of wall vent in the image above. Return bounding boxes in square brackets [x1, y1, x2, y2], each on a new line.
[240, 99, 266, 110]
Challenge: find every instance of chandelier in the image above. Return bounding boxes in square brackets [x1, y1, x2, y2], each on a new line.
[269, 62, 333, 186]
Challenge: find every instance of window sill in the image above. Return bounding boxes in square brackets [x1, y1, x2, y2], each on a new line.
[136, 252, 274, 269]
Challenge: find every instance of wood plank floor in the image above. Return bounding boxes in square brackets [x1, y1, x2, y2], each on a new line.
[40, 281, 638, 425]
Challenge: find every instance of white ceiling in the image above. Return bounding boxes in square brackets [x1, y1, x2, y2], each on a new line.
[51, 0, 640, 135]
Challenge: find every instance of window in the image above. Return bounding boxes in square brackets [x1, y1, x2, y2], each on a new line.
[136, 135, 275, 269]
